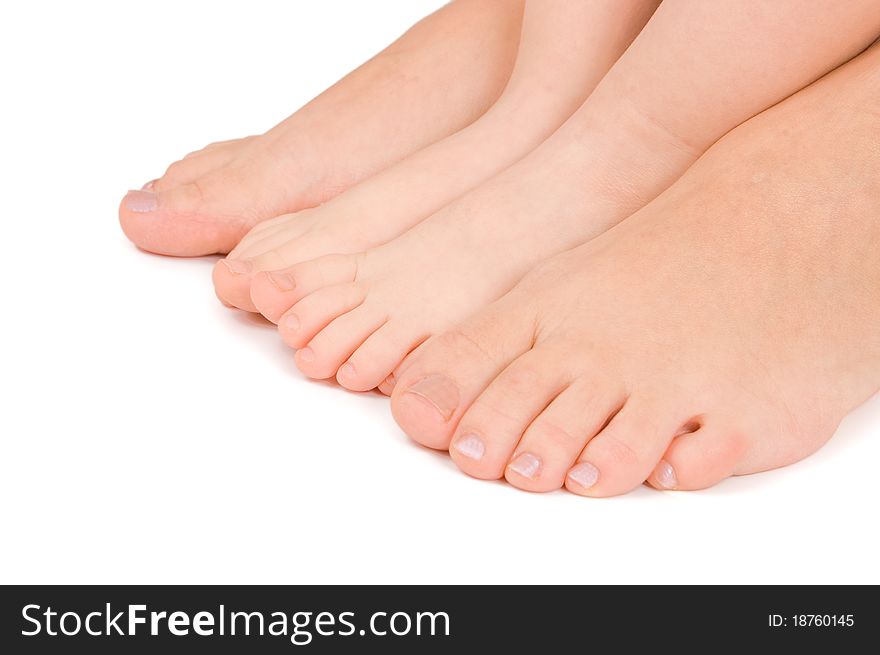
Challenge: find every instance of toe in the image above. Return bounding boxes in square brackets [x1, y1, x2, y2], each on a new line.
[249, 253, 362, 322]
[337, 322, 430, 392]
[376, 374, 397, 397]
[251, 269, 300, 324]
[212, 257, 259, 312]
[213, 245, 297, 313]
[390, 300, 536, 450]
[448, 348, 572, 481]
[566, 395, 690, 498]
[119, 157, 275, 257]
[119, 172, 255, 256]
[647, 423, 747, 491]
[503, 379, 627, 492]
[278, 283, 366, 349]
[153, 146, 237, 192]
[295, 305, 387, 380]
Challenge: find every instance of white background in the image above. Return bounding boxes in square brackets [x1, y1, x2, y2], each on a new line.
[1, 0, 878, 585]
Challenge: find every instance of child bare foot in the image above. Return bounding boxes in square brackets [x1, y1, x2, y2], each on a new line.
[119, 0, 523, 256]
[250, 0, 880, 390]
[390, 41, 880, 496]
[213, 0, 661, 310]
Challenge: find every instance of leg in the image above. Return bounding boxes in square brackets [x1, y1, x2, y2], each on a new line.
[119, 0, 523, 256]
[216, 0, 661, 310]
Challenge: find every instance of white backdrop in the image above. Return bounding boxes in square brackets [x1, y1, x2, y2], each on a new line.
[1, 0, 878, 584]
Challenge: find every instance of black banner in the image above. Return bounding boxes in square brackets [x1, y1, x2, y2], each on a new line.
[0, 585, 874, 653]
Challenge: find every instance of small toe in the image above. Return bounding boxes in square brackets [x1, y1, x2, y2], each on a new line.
[336, 322, 428, 392]
[270, 253, 362, 309]
[278, 283, 366, 349]
[295, 306, 387, 380]
[566, 396, 689, 498]
[251, 269, 302, 324]
[376, 373, 397, 397]
[647, 423, 747, 491]
[448, 348, 572, 481]
[504, 378, 626, 493]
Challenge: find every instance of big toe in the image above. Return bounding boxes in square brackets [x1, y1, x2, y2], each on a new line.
[390, 299, 536, 450]
[119, 165, 267, 257]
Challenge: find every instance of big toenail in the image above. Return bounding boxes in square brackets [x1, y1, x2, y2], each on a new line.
[508, 453, 542, 480]
[403, 375, 459, 422]
[567, 462, 599, 490]
[297, 347, 316, 363]
[282, 314, 300, 331]
[655, 460, 677, 489]
[268, 271, 296, 292]
[338, 363, 356, 380]
[221, 259, 253, 275]
[453, 434, 485, 460]
[123, 190, 159, 213]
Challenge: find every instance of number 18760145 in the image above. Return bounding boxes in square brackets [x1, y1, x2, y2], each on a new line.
[768, 614, 854, 628]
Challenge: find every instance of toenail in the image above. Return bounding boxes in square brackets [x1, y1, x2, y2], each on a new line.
[297, 347, 315, 363]
[338, 363, 356, 380]
[268, 270, 296, 292]
[141, 180, 157, 191]
[123, 190, 159, 213]
[221, 259, 253, 275]
[507, 452, 542, 480]
[453, 434, 485, 461]
[403, 374, 460, 422]
[655, 460, 677, 489]
[567, 462, 599, 490]
[282, 314, 300, 332]
[383, 373, 396, 389]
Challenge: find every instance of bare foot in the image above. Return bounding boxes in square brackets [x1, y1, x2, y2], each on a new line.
[212, 0, 661, 311]
[118, 0, 523, 256]
[249, 0, 880, 390]
[391, 42, 880, 496]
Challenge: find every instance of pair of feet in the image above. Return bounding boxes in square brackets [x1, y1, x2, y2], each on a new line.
[121, 7, 880, 496]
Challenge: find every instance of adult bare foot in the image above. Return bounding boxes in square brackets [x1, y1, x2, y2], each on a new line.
[391, 41, 880, 496]
[250, 0, 880, 391]
[214, 0, 660, 311]
[119, 0, 523, 256]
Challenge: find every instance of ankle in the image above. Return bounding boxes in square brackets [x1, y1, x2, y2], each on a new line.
[563, 98, 704, 215]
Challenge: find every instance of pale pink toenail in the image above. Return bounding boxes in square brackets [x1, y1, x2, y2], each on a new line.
[268, 271, 296, 292]
[298, 347, 315, 363]
[453, 434, 484, 460]
[655, 460, 677, 489]
[567, 462, 599, 489]
[221, 259, 252, 275]
[339, 363, 356, 380]
[383, 373, 396, 389]
[141, 180, 157, 191]
[282, 314, 300, 331]
[124, 190, 158, 213]
[508, 453, 541, 480]
[403, 374, 459, 422]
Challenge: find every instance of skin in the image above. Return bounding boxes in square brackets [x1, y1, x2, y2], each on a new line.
[213, 0, 662, 311]
[389, 39, 880, 496]
[118, 0, 524, 256]
[244, 0, 880, 395]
